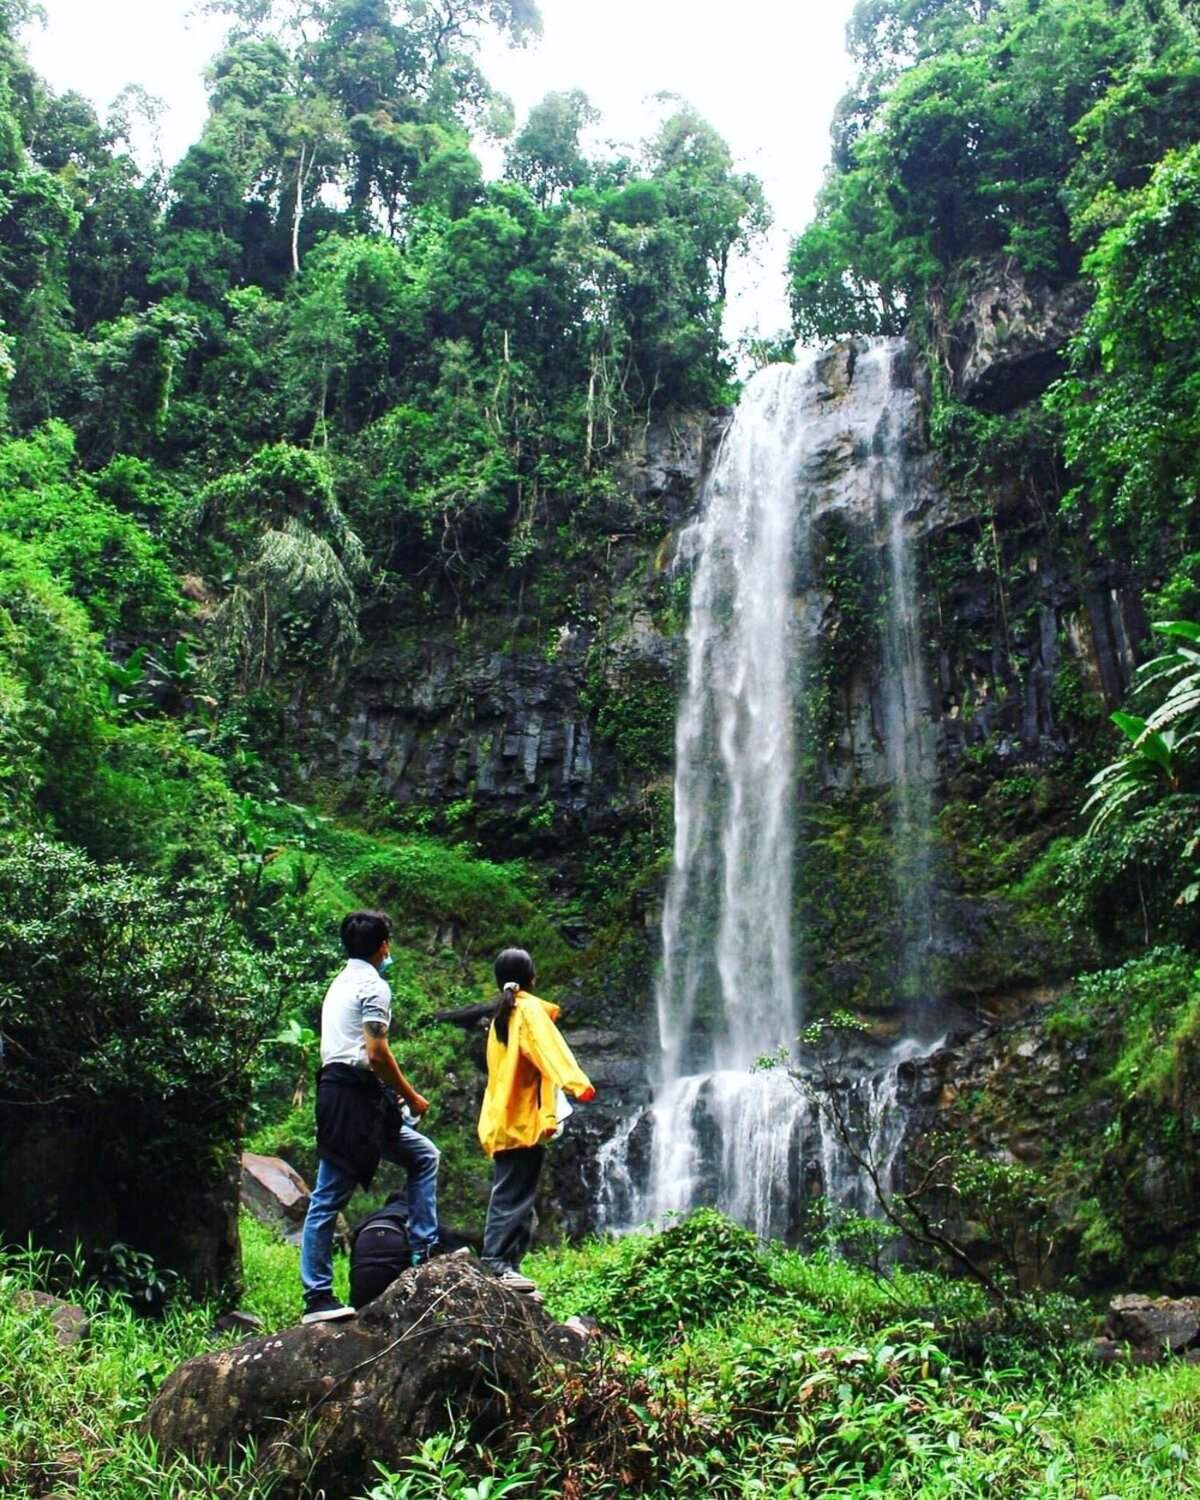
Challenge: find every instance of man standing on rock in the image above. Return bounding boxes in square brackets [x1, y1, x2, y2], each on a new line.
[300, 909, 440, 1324]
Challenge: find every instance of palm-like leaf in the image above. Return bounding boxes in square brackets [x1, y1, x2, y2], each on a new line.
[1083, 620, 1200, 837]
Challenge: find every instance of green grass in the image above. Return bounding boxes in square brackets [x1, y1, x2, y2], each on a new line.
[4, 1210, 1200, 1498]
[0, 1216, 337, 1499]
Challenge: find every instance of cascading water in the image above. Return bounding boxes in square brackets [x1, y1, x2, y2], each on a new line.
[597, 337, 939, 1241]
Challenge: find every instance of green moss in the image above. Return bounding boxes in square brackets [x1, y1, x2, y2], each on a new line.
[261, 814, 572, 979]
[1046, 947, 1198, 1100]
[586, 656, 677, 775]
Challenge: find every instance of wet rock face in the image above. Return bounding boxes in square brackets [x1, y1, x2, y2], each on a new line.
[950, 263, 1089, 412]
[629, 409, 720, 525]
[145, 1258, 587, 1498]
[897, 1002, 1200, 1292]
[294, 414, 711, 826]
[299, 634, 606, 817]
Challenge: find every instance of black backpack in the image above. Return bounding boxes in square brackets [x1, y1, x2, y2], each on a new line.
[349, 1198, 411, 1309]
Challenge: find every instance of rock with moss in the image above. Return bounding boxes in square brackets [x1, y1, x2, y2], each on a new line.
[144, 1258, 587, 1498]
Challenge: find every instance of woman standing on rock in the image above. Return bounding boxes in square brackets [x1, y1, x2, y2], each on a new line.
[478, 947, 595, 1295]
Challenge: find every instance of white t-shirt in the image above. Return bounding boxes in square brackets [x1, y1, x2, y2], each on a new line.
[320, 958, 392, 1069]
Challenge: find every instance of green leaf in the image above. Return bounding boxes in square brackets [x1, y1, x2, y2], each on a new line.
[1110, 710, 1148, 744]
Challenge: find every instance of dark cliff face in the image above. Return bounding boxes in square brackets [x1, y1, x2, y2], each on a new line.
[292, 410, 714, 836]
[948, 260, 1091, 415]
[297, 290, 1127, 849]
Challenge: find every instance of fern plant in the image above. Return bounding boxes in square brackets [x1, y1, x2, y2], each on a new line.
[1084, 621, 1200, 836]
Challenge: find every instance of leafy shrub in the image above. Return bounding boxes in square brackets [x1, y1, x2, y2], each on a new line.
[0, 833, 275, 1166]
[0, 534, 103, 826]
[1047, 946, 1197, 1101]
[536, 1210, 772, 1346]
[277, 820, 574, 978]
[61, 718, 239, 881]
[0, 422, 182, 635]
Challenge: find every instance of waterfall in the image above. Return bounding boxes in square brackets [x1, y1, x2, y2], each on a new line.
[597, 338, 937, 1241]
[871, 343, 938, 1015]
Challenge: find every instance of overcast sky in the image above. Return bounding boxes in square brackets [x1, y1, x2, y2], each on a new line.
[23, 0, 857, 335]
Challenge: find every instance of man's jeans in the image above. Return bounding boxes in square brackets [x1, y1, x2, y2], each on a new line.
[386, 1123, 440, 1257]
[299, 1125, 441, 1298]
[299, 1156, 357, 1298]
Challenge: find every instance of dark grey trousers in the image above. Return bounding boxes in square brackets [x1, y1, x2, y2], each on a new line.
[481, 1145, 545, 1272]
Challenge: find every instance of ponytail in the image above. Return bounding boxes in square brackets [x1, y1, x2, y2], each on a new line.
[495, 981, 519, 1046]
[493, 947, 535, 1045]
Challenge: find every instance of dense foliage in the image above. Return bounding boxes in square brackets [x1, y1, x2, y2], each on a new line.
[789, 0, 1199, 343]
[2, 0, 766, 599]
[790, 0, 1200, 581]
[4, 0, 1200, 1489]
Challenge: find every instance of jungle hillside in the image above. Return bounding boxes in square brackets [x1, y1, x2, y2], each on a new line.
[5, 0, 1200, 1495]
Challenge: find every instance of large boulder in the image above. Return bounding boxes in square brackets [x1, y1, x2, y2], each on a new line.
[1107, 1294, 1200, 1361]
[145, 1257, 588, 1497]
[0, 1105, 240, 1300]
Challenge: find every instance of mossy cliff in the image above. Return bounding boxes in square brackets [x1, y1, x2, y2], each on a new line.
[277, 276, 1191, 1280]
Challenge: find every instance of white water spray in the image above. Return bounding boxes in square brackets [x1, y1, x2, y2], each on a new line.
[598, 339, 937, 1240]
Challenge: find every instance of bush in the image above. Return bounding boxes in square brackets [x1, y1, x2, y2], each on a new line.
[0, 835, 276, 1290]
[533, 1209, 772, 1346]
[0, 535, 103, 827]
[0, 422, 182, 635]
[0, 833, 274, 1140]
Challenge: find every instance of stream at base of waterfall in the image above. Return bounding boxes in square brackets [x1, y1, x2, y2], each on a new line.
[597, 338, 942, 1242]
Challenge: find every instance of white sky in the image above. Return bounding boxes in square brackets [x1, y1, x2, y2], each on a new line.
[23, 0, 857, 336]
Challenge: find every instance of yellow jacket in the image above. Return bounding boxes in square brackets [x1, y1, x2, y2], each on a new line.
[477, 991, 593, 1157]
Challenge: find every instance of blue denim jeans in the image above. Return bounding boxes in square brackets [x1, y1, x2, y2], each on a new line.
[299, 1127, 441, 1297]
[299, 1156, 358, 1298]
[384, 1123, 440, 1256]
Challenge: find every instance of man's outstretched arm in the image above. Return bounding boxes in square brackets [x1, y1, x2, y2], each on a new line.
[363, 1021, 429, 1116]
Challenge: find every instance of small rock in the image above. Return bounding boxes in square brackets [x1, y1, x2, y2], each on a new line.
[13, 1290, 90, 1348]
[1108, 1293, 1200, 1358]
[211, 1309, 266, 1337]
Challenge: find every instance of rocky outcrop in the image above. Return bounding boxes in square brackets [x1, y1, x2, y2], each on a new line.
[298, 632, 605, 819]
[1095, 1295, 1200, 1365]
[627, 409, 719, 526]
[241, 1152, 311, 1236]
[293, 412, 712, 830]
[949, 263, 1089, 412]
[145, 1257, 588, 1499]
[893, 999, 1200, 1292]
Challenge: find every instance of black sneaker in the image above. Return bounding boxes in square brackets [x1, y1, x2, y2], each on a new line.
[301, 1292, 356, 1325]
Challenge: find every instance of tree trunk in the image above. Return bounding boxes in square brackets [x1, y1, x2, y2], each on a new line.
[291, 141, 307, 275]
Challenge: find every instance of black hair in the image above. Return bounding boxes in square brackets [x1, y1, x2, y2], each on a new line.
[341, 909, 392, 961]
[493, 947, 535, 1045]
